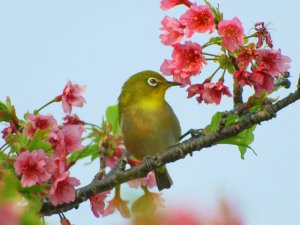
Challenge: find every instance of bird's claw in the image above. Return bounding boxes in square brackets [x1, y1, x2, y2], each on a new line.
[180, 128, 204, 140]
[118, 156, 128, 171]
[143, 155, 161, 171]
[143, 156, 154, 171]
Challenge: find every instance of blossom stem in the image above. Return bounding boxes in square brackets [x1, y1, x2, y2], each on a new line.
[0, 143, 8, 152]
[34, 99, 57, 115]
[115, 185, 121, 198]
[205, 58, 219, 61]
[83, 122, 101, 130]
[202, 42, 213, 49]
[202, 52, 219, 57]
[244, 34, 256, 40]
[220, 67, 227, 80]
[207, 66, 222, 81]
[141, 185, 150, 194]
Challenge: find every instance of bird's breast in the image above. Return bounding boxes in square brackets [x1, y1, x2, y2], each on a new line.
[120, 103, 181, 159]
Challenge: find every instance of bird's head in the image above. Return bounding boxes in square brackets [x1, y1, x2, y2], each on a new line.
[119, 70, 180, 108]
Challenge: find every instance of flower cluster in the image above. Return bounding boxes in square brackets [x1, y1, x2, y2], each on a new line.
[13, 115, 83, 206]
[1, 81, 88, 208]
[160, 0, 291, 104]
[234, 47, 291, 97]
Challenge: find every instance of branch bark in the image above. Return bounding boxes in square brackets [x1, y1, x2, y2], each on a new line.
[231, 56, 243, 107]
[40, 76, 300, 216]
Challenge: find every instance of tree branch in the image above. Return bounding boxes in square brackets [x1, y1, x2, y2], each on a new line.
[40, 75, 300, 216]
[233, 80, 243, 107]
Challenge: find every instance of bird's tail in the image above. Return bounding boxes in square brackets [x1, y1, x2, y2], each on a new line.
[154, 166, 173, 191]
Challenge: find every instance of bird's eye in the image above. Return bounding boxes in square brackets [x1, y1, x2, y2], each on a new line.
[147, 78, 158, 87]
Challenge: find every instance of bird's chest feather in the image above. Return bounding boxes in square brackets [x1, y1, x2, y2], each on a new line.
[121, 103, 180, 159]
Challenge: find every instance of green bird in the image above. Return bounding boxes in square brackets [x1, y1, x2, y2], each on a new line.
[118, 70, 181, 191]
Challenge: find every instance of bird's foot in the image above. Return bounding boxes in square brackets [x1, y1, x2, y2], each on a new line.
[118, 155, 128, 171]
[180, 128, 204, 140]
[143, 155, 161, 171]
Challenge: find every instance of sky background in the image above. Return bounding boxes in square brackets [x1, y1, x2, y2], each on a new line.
[0, 0, 299, 225]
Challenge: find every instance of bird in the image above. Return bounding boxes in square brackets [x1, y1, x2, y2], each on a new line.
[118, 70, 181, 191]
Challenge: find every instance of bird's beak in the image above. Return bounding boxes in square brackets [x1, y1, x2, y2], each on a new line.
[166, 81, 182, 87]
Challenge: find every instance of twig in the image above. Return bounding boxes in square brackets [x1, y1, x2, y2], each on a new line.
[0, 143, 8, 152]
[93, 139, 109, 181]
[230, 56, 243, 107]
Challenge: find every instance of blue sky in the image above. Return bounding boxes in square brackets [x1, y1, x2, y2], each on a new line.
[0, 0, 299, 225]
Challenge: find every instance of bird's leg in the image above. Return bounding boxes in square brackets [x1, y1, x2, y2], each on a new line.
[143, 156, 155, 171]
[118, 155, 128, 171]
[143, 154, 162, 172]
[179, 128, 204, 140]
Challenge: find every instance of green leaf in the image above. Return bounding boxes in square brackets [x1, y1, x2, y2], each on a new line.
[249, 105, 261, 113]
[0, 100, 8, 110]
[5, 133, 26, 153]
[5, 97, 12, 110]
[217, 125, 256, 159]
[204, 0, 223, 24]
[0, 109, 12, 122]
[209, 112, 222, 132]
[68, 143, 99, 163]
[26, 129, 52, 151]
[106, 105, 120, 134]
[225, 114, 239, 126]
[209, 37, 222, 45]
[209, 112, 239, 132]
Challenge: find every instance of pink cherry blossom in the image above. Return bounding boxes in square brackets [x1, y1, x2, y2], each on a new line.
[160, 16, 184, 46]
[127, 171, 156, 189]
[26, 114, 58, 137]
[160, 0, 192, 11]
[62, 125, 84, 153]
[1, 122, 17, 139]
[236, 46, 255, 70]
[90, 191, 110, 218]
[255, 49, 291, 76]
[187, 80, 232, 105]
[51, 125, 84, 158]
[161, 41, 207, 86]
[255, 22, 273, 49]
[49, 171, 80, 206]
[52, 157, 67, 176]
[233, 70, 255, 87]
[252, 69, 274, 97]
[63, 114, 84, 126]
[180, 4, 215, 38]
[106, 144, 126, 169]
[218, 17, 244, 52]
[61, 81, 86, 114]
[14, 150, 56, 187]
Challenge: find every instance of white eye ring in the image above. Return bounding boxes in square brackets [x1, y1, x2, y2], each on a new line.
[147, 78, 158, 87]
